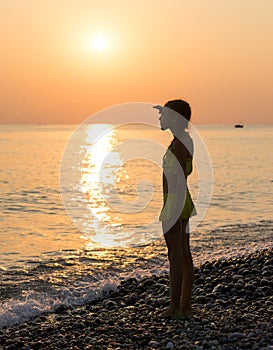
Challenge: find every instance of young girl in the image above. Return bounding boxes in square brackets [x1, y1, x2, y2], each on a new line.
[154, 99, 196, 318]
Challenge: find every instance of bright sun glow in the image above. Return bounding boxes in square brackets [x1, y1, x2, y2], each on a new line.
[92, 35, 107, 51]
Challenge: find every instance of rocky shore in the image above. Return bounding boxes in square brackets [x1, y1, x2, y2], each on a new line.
[1, 248, 272, 350]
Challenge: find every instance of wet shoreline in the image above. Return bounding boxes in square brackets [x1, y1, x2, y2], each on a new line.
[1, 248, 272, 349]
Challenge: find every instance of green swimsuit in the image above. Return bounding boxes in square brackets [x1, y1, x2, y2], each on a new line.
[159, 133, 196, 222]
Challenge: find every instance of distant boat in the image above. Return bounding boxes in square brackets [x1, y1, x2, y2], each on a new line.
[234, 124, 244, 128]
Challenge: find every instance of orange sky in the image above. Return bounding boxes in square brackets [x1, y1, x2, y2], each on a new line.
[1, 0, 273, 124]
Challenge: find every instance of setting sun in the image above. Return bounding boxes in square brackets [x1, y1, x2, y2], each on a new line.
[92, 35, 107, 51]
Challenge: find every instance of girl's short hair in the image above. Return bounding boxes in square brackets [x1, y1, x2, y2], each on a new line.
[164, 99, 191, 121]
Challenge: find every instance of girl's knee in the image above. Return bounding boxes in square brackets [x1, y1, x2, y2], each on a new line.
[168, 250, 183, 264]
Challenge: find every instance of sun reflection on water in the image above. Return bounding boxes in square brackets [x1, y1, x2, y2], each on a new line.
[79, 124, 162, 247]
[80, 125, 123, 245]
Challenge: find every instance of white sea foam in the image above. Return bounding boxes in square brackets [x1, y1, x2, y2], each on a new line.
[0, 281, 113, 328]
[0, 265, 168, 328]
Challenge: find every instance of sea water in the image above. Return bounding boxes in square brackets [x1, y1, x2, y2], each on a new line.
[0, 124, 272, 327]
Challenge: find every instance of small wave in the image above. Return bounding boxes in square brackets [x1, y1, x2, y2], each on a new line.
[0, 264, 164, 329]
[0, 281, 116, 329]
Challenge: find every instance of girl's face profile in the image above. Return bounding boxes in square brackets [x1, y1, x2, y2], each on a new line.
[159, 109, 172, 130]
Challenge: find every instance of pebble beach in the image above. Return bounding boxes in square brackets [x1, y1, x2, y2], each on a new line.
[1, 248, 272, 350]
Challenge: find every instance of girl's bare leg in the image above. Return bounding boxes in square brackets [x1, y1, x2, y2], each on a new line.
[160, 220, 183, 317]
[160, 219, 193, 318]
[180, 219, 193, 316]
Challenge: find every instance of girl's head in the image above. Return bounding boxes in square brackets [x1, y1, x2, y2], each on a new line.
[156, 99, 191, 132]
[164, 99, 191, 122]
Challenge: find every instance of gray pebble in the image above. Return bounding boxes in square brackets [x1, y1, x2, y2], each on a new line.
[149, 340, 161, 348]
